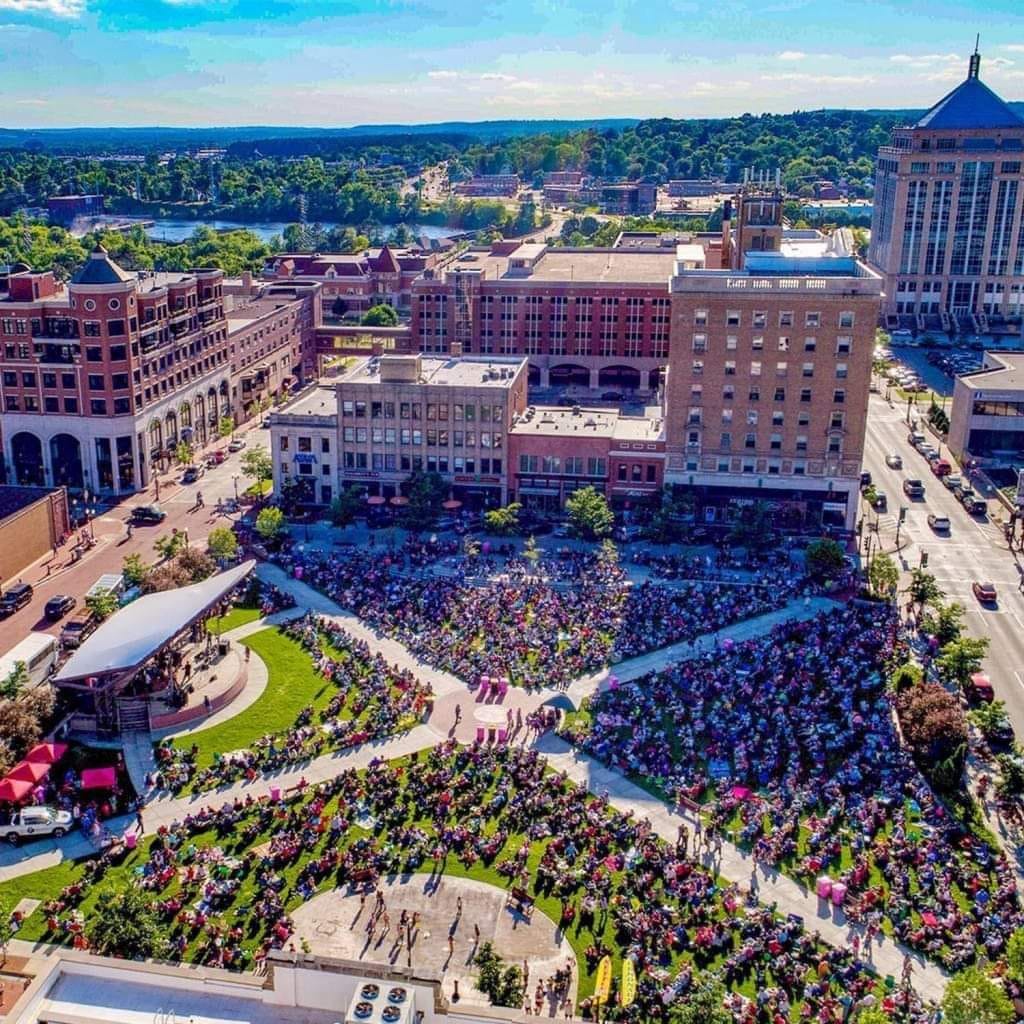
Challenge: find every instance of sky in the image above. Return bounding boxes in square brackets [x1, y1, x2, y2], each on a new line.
[3, 0, 1024, 128]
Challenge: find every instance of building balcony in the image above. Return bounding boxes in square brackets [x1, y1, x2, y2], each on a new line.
[32, 343, 78, 365]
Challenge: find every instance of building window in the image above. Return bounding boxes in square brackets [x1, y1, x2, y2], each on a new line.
[805, 312, 820, 327]
[90, 399, 107, 415]
[726, 310, 740, 326]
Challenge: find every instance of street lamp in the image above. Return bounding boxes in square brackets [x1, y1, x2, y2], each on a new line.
[233, 475, 240, 502]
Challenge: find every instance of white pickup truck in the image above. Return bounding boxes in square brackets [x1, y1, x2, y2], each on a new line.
[4, 806, 72, 844]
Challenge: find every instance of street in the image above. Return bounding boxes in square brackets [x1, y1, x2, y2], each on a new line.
[862, 393, 1024, 734]
[0, 427, 269, 655]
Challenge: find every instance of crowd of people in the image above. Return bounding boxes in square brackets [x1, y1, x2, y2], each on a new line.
[272, 547, 793, 689]
[153, 618, 431, 793]
[36, 742, 934, 1021]
[560, 604, 1023, 970]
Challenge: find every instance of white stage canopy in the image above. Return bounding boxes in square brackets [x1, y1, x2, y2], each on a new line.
[53, 560, 256, 684]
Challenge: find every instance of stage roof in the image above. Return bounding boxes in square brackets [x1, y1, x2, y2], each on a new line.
[53, 560, 255, 684]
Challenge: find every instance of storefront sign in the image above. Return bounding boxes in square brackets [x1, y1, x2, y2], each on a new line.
[293, 453, 317, 465]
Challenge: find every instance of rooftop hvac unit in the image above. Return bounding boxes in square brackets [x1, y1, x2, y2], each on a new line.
[346, 983, 414, 1024]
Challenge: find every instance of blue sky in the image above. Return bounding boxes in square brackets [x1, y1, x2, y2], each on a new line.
[2, 0, 1024, 127]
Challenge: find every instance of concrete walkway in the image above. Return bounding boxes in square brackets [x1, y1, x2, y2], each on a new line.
[565, 595, 836, 708]
[538, 734, 950, 1002]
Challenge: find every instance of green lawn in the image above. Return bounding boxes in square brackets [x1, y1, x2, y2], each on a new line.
[207, 605, 263, 636]
[2, 753, 845, 1015]
[171, 627, 332, 769]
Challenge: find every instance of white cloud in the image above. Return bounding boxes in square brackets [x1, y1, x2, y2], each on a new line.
[776, 50, 806, 61]
[479, 73, 516, 82]
[890, 52, 960, 68]
[988, 57, 1014, 68]
[1002, 44, 1024, 53]
[426, 70, 459, 80]
[0, 0, 83, 14]
[763, 72, 874, 86]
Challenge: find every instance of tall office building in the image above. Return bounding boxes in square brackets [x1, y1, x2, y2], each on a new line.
[868, 50, 1024, 333]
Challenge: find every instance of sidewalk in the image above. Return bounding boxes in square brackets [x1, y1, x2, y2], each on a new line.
[566, 595, 836, 708]
[538, 734, 949, 1002]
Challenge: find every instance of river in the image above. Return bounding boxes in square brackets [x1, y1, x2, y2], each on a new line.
[143, 218, 457, 244]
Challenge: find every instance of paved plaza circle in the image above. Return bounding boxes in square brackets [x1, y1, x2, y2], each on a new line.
[290, 873, 577, 1013]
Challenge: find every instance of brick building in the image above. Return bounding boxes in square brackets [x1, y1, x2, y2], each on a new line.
[452, 174, 521, 197]
[509, 405, 664, 513]
[410, 242, 679, 398]
[263, 246, 441, 317]
[665, 248, 881, 532]
[868, 51, 1024, 332]
[0, 486, 70, 586]
[0, 245, 231, 495]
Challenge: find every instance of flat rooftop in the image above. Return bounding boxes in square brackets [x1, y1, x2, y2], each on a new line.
[343, 355, 526, 389]
[276, 384, 338, 418]
[445, 246, 677, 285]
[227, 295, 299, 333]
[512, 406, 664, 443]
[0, 486, 59, 523]
[961, 352, 1024, 391]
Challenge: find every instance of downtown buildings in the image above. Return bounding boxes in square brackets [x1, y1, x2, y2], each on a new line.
[0, 246, 317, 496]
[868, 51, 1024, 333]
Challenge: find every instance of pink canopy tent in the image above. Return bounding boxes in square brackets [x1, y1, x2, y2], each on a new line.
[0, 777, 33, 802]
[7, 760, 50, 784]
[80, 766, 117, 790]
[25, 742, 68, 764]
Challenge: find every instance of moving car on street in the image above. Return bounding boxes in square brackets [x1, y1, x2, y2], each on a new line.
[972, 581, 998, 604]
[44, 594, 76, 621]
[182, 465, 205, 484]
[885, 453, 903, 469]
[131, 504, 166, 524]
[903, 479, 925, 499]
[228, 438, 247, 452]
[0, 583, 33, 617]
[927, 514, 951, 533]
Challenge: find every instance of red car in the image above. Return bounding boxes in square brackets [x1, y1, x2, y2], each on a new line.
[968, 672, 995, 703]
[930, 458, 952, 477]
[972, 581, 998, 604]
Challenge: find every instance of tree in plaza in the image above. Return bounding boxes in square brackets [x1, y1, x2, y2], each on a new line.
[907, 567, 942, 609]
[969, 699, 1013, 743]
[0, 662, 28, 700]
[667, 975, 732, 1024]
[140, 562, 191, 594]
[727, 500, 776, 550]
[896, 680, 967, 790]
[402, 471, 446, 530]
[176, 547, 217, 582]
[867, 552, 899, 599]
[330, 486, 364, 528]
[255, 506, 286, 542]
[206, 527, 239, 562]
[153, 530, 186, 562]
[473, 942, 525, 1008]
[937, 635, 990, 691]
[122, 552, 150, 587]
[565, 485, 614, 540]
[85, 590, 119, 622]
[218, 416, 235, 440]
[805, 538, 845, 581]
[941, 965, 1013, 1024]
[483, 501, 521, 536]
[175, 440, 193, 467]
[597, 537, 619, 568]
[1007, 926, 1024, 984]
[86, 885, 167, 961]
[0, 688, 54, 776]
[918, 600, 964, 646]
[240, 446, 273, 490]
[360, 303, 399, 327]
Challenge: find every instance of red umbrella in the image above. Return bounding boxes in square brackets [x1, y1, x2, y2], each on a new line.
[7, 760, 50, 784]
[442, 499, 462, 510]
[25, 742, 68, 764]
[0, 777, 33, 802]
[366, 496, 386, 506]
[390, 496, 409, 507]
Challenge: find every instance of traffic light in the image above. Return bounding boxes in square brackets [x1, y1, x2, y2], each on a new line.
[920, 550, 929, 568]
[899, 506, 907, 523]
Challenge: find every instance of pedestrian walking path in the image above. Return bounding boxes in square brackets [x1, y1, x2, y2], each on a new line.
[565, 595, 836, 708]
[538, 734, 949, 1001]
[0, 813, 135, 884]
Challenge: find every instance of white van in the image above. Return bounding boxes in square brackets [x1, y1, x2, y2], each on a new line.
[0, 632, 59, 688]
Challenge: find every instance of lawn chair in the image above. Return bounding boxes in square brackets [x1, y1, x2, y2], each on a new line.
[497, 728, 508, 745]
[487, 726, 497, 744]
[475, 727, 485, 745]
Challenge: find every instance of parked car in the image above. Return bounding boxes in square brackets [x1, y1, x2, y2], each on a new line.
[209, 449, 227, 465]
[903, 479, 925, 499]
[967, 672, 995, 704]
[885, 453, 903, 469]
[227, 438, 247, 452]
[930, 458, 952, 477]
[927, 514, 951, 533]
[4, 806, 72, 845]
[890, 329, 914, 343]
[182, 465, 205, 484]
[600, 391, 624, 401]
[907, 431, 927, 448]
[131, 503, 166, 524]
[919, 444, 939, 462]
[943, 474, 962, 492]
[44, 594, 76, 621]
[964, 496, 988, 516]
[0, 582, 33, 617]
[972, 580, 998, 604]
[60, 608, 97, 649]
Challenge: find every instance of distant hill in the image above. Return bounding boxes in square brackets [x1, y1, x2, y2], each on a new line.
[0, 119, 640, 154]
